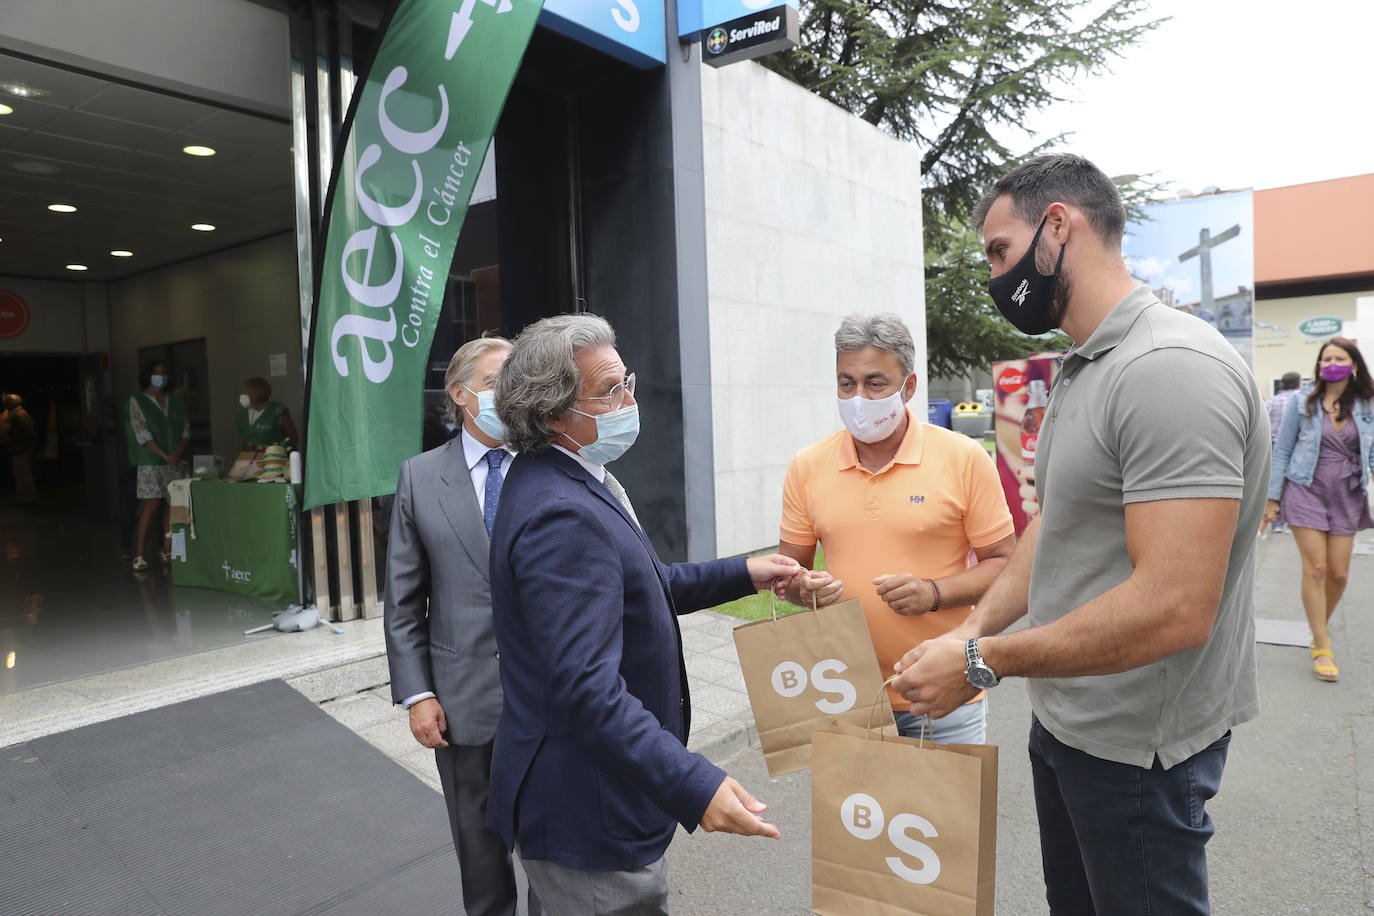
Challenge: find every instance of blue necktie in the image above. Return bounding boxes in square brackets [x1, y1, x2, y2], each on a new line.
[483, 449, 505, 535]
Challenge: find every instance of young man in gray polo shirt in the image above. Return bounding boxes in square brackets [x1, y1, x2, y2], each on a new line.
[892, 154, 1269, 914]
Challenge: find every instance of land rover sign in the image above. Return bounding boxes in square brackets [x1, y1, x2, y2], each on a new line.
[1298, 316, 1343, 338]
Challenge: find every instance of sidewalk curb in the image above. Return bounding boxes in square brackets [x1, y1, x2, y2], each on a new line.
[1, 621, 387, 748]
[690, 709, 759, 764]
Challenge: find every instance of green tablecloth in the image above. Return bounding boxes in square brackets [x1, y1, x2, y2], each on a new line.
[170, 481, 300, 603]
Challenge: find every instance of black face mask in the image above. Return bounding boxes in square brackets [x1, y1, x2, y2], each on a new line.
[987, 216, 1065, 335]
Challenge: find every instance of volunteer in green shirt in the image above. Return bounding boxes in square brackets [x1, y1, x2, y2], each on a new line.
[127, 360, 190, 572]
[235, 377, 298, 451]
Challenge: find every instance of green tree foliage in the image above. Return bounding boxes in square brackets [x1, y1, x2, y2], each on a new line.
[759, 0, 1163, 377]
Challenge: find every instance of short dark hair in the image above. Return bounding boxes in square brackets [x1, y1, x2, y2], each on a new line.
[243, 377, 272, 404]
[137, 360, 165, 390]
[1280, 371, 1301, 390]
[972, 153, 1127, 245]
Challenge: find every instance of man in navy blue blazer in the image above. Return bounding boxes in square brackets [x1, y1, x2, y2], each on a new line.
[488, 313, 801, 912]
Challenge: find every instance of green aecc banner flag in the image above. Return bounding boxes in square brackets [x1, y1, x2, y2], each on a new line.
[304, 0, 542, 510]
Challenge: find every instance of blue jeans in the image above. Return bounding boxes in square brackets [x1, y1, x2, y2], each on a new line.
[1028, 716, 1231, 915]
[893, 696, 987, 744]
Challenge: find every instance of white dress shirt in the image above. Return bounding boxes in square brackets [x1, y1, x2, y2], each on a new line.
[552, 442, 604, 482]
[553, 443, 641, 526]
[462, 427, 513, 515]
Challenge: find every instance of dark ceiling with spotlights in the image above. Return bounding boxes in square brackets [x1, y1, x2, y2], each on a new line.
[0, 54, 295, 283]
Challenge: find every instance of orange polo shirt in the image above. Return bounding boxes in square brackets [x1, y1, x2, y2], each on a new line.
[780, 410, 1015, 709]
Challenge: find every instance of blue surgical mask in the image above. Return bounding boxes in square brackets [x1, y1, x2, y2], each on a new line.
[462, 385, 506, 440]
[565, 404, 640, 465]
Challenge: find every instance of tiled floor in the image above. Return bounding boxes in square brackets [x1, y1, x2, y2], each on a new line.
[0, 494, 286, 695]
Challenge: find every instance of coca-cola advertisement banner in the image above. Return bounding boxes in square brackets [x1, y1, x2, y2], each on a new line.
[303, 0, 544, 510]
[992, 355, 1061, 536]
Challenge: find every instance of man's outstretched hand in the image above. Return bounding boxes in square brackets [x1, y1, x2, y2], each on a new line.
[746, 554, 802, 597]
[700, 776, 781, 838]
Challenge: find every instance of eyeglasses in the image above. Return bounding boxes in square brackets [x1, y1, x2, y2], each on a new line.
[578, 372, 636, 411]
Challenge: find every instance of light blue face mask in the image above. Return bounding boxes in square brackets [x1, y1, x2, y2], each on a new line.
[565, 403, 640, 465]
[462, 385, 506, 440]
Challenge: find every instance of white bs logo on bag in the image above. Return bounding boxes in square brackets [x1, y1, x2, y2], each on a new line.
[770, 658, 857, 714]
[840, 793, 942, 884]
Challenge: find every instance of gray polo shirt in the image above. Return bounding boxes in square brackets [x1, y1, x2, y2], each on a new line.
[1028, 287, 1268, 769]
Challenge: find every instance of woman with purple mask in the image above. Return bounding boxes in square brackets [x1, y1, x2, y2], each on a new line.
[1265, 337, 1374, 681]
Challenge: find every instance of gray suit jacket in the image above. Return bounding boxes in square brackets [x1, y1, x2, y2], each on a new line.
[384, 437, 502, 744]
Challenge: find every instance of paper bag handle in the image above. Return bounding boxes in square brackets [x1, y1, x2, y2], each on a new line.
[866, 675, 935, 747]
[863, 674, 908, 746]
[766, 578, 825, 622]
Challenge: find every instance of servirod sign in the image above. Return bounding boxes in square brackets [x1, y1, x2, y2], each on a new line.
[304, 0, 543, 510]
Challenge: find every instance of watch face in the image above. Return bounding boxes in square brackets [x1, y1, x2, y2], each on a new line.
[968, 665, 998, 690]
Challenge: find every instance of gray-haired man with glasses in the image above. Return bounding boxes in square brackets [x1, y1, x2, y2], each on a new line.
[486, 313, 801, 914]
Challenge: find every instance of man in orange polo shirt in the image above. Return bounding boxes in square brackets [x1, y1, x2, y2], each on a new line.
[779, 313, 1015, 743]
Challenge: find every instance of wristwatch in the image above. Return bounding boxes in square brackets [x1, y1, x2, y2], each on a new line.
[964, 638, 999, 689]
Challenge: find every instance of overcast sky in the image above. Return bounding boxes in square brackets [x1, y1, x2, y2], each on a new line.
[1017, 0, 1374, 194]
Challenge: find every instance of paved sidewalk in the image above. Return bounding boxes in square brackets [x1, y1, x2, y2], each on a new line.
[299, 528, 1374, 913]
[0, 599, 758, 777]
[0, 615, 389, 749]
[664, 527, 1374, 914]
[6, 526, 1370, 913]
[290, 608, 762, 795]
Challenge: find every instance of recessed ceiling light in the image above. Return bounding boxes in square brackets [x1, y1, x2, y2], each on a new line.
[1, 83, 50, 100]
[110, 249, 133, 257]
[48, 203, 77, 213]
[66, 264, 88, 271]
[191, 223, 216, 232]
[182, 145, 217, 157]
[0, 103, 12, 116]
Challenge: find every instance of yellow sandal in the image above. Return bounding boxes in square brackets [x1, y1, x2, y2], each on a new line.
[1311, 647, 1339, 682]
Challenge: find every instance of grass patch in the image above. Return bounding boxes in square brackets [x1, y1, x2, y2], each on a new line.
[711, 548, 827, 622]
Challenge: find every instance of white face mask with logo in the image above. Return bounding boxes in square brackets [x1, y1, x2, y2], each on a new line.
[837, 385, 908, 444]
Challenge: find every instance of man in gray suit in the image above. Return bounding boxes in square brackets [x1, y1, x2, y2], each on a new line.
[385, 335, 538, 916]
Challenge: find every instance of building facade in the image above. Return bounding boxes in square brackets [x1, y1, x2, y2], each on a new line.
[0, 0, 924, 587]
[1253, 174, 1374, 391]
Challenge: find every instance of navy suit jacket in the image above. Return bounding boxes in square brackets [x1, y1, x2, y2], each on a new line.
[486, 448, 754, 869]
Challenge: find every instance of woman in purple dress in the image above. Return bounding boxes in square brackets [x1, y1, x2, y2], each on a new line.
[1265, 338, 1374, 682]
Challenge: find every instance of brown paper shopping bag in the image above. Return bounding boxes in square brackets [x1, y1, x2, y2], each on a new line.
[811, 696, 998, 915]
[732, 595, 887, 775]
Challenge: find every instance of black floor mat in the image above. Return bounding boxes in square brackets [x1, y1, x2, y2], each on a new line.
[2, 679, 462, 915]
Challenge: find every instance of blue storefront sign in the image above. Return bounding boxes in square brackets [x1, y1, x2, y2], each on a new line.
[536, 0, 798, 68]
[678, 0, 797, 38]
[540, 0, 666, 67]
